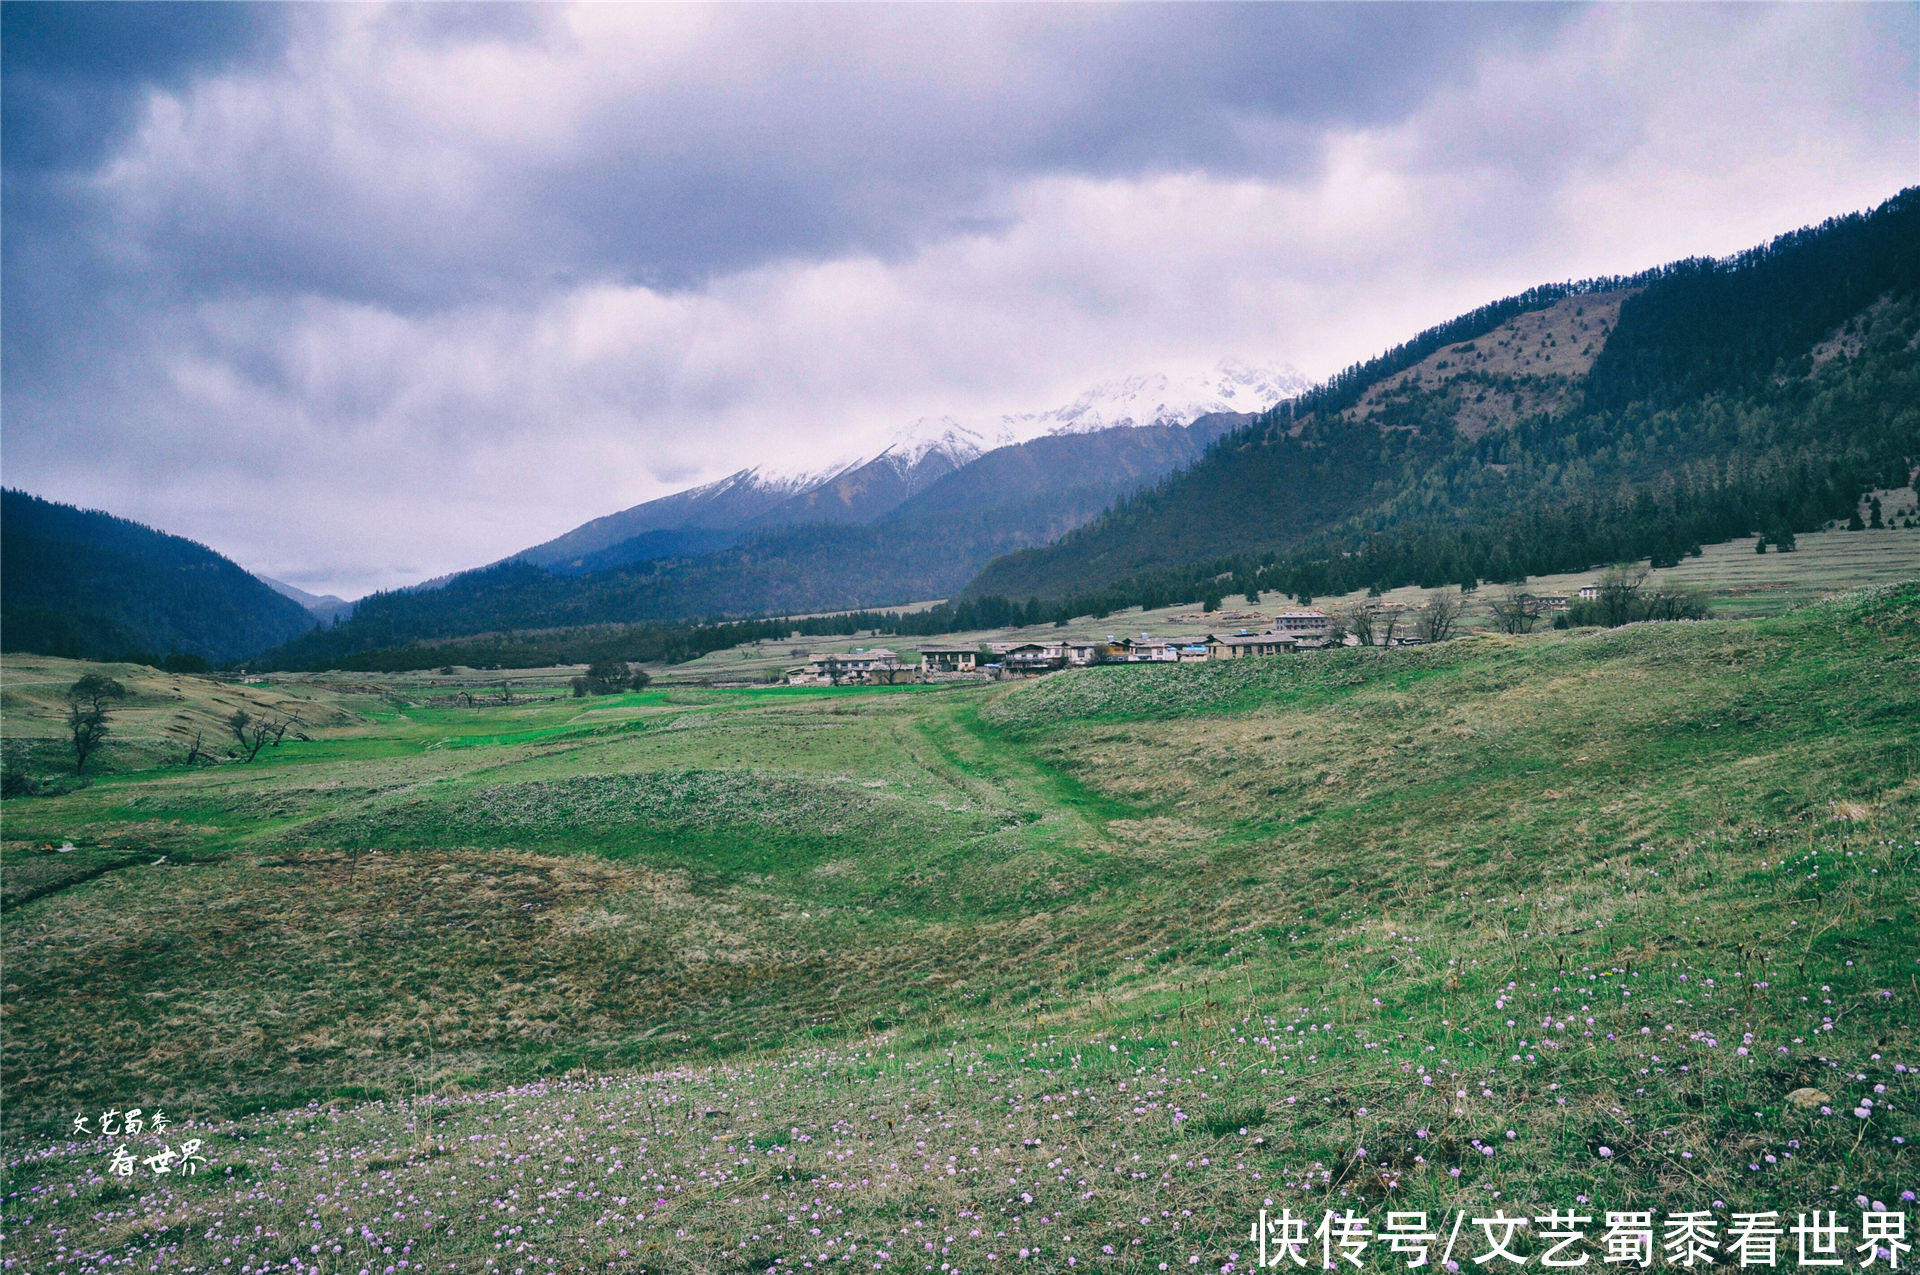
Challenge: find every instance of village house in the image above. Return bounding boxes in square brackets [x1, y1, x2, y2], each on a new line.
[1206, 630, 1304, 658]
[1270, 608, 1331, 635]
[1116, 635, 1181, 662]
[858, 606, 1345, 689]
[1063, 640, 1100, 665]
[785, 647, 906, 686]
[1001, 642, 1066, 674]
[918, 643, 981, 673]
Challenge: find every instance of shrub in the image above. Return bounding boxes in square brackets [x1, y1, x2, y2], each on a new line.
[576, 659, 644, 695]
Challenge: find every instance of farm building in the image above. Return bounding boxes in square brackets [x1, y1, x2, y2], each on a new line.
[1116, 635, 1181, 662]
[1001, 642, 1066, 674]
[786, 648, 908, 686]
[1271, 608, 1331, 635]
[918, 644, 981, 673]
[1207, 631, 1306, 658]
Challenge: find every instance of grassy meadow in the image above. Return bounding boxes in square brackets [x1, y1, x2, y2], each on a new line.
[1, 584, 1916, 1273]
[659, 525, 1920, 685]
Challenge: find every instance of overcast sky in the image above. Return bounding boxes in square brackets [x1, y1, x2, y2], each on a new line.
[4, 3, 1914, 598]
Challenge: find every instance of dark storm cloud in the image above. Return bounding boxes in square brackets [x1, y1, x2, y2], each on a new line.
[1, 2, 287, 391]
[6, 4, 1577, 312]
[521, 5, 1573, 290]
[1, 1, 288, 170]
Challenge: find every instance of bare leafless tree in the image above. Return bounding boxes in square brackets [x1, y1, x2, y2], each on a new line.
[1490, 586, 1542, 634]
[1376, 606, 1402, 647]
[1419, 589, 1462, 644]
[1641, 586, 1710, 622]
[227, 709, 282, 763]
[1344, 604, 1376, 647]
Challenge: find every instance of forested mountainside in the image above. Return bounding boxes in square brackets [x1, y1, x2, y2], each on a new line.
[0, 490, 318, 663]
[966, 189, 1919, 609]
[255, 415, 1245, 668]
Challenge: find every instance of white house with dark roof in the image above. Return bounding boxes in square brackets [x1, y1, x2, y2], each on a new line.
[786, 647, 906, 685]
[1271, 608, 1331, 635]
[1206, 631, 1304, 658]
[918, 643, 980, 673]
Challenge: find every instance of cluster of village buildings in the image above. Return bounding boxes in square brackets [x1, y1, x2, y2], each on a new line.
[787, 609, 1345, 685]
[783, 589, 1588, 686]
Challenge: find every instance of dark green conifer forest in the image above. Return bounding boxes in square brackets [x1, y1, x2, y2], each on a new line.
[967, 189, 1918, 610]
[0, 491, 318, 664]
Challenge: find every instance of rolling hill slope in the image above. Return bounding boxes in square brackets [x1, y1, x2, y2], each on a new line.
[2, 586, 1915, 1266]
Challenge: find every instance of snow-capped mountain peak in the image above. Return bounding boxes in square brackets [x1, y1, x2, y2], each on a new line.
[743, 360, 1309, 491]
[996, 359, 1312, 443]
[514, 357, 1311, 573]
[877, 416, 990, 469]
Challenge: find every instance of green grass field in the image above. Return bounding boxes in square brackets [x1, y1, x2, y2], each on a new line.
[656, 525, 1920, 686]
[2, 584, 1916, 1273]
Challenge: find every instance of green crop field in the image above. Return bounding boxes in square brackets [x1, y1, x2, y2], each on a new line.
[2, 585, 1916, 1274]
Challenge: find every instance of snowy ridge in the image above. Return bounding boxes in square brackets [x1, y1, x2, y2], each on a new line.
[874, 417, 990, 470]
[797, 359, 1308, 482]
[697, 458, 865, 502]
[510, 358, 1308, 575]
[995, 359, 1312, 443]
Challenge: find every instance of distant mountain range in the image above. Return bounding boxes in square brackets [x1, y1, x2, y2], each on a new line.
[263, 188, 1920, 671]
[260, 407, 1268, 667]
[17, 190, 1915, 675]
[513, 360, 1309, 575]
[513, 431, 979, 574]
[261, 576, 354, 625]
[1, 490, 319, 663]
[1, 362, 1306, 669]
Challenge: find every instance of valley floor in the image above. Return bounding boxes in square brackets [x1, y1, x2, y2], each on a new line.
[659, 525, 1920, 686]
[2, 585, 1916, 1273]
